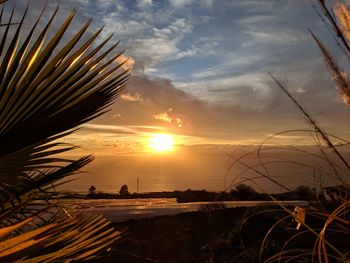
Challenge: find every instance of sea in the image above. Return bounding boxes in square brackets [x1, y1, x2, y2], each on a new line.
[60, 146, 350, 194]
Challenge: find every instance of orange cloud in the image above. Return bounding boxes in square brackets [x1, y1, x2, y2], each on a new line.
[116, 53, 135, 71]
[153, 112, 172, 123]
[153, 111, 184, 128]
[120, 92, 143, 102]
[175, 117, 183, 128]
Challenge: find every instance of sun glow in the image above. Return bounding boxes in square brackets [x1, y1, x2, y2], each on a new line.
[149, 134, 174, 152]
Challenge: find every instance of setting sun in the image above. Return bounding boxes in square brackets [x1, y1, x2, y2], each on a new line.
[149, 134, 174, 152]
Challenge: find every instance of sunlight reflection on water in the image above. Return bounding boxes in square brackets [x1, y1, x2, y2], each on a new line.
[63, 199, 309, 222]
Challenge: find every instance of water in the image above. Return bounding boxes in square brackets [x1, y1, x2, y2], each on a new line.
[60, 147, 350, 194]
[63, 198, 309, 222]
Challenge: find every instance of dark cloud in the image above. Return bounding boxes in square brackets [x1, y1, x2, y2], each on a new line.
[92, 72, 350, 143]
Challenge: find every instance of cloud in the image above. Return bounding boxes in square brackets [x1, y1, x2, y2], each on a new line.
[83, 124, 136, 135]
[116, 54, 135, 71]
[132, 37, 178, 63]
[200, 0, 213, 8]
[168, 0, 193, 7]
[170, 40, 219, 60]
[12, 0, 350, 146]
[130, 18, 193, 70]
[243, 30, 299, 45]
[93, 0, 115, 9]
[83, 124, 165, 135]
[97, 6, 194, 72]
[191, 52, 266, 80]
[137, 0, 153, 8]
[153, 112, 172, 123]
[153, 110, 184, 128]
[120, 92, 143, 102]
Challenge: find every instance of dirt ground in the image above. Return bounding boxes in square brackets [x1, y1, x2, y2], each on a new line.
[96, 208, 247, 263]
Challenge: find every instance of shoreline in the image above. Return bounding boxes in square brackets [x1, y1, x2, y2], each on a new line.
[66, 198, 309, 223]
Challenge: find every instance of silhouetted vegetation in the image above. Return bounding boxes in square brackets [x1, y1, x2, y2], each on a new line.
[293, 185, 314, 200]
[88, 185, 97, 196]
[225, 1, 350, 262]
[97, 201, 349, 263]
[119, 184, 130, 196]
[85, 184, 319, 203]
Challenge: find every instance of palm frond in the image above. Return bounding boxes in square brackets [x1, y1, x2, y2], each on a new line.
[0, 0, 129, 261]
[0, 2, 128, 201]
[0, 212, 122, 262]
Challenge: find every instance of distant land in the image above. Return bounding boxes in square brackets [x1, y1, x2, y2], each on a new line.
[61, 185, 318, 204]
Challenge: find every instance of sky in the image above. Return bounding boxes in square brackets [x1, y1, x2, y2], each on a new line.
[5, 0, 350, 192]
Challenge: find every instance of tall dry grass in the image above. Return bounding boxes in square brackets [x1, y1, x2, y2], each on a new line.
[228, 1, 350, 262]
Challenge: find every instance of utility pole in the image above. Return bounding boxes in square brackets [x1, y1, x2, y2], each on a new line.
[137, 177, 139, 194]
